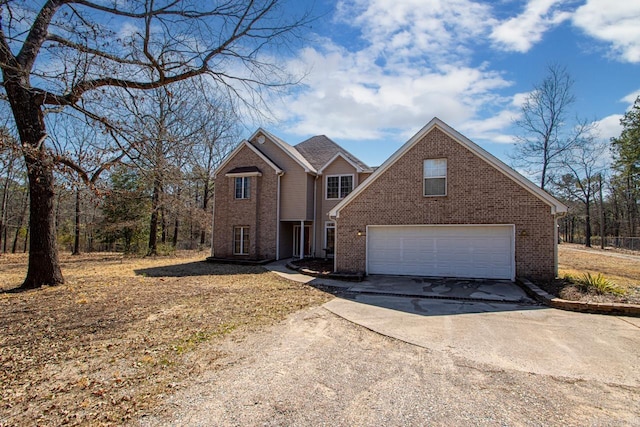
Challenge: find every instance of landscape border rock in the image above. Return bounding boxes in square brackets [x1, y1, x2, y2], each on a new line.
[285, 262, 364, 282]
[206, 257, 274, 266]
[517, 278, 640, 317]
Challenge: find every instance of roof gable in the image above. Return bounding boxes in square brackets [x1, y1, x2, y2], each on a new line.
[317, 152, 366, 174]
[329, 117, 568, 217]
[251, 128, 316, 174]
[213, 140, 282, 178]
[295, 135, 371, 173]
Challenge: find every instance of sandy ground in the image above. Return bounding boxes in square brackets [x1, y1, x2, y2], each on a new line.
[140, 306, 640, 427]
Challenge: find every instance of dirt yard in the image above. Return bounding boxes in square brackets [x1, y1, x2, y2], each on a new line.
[556, 243, 640, 304]
[1, 246, 638, 425]
[0, 252, 330, 426]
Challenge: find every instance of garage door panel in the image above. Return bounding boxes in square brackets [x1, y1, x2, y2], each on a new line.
[367, 225, 514, 279]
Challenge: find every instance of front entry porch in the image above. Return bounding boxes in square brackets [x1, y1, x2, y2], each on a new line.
[293, 224, 312, 258]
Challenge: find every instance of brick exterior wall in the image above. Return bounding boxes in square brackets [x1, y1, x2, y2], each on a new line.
[335, 128, 557, 280]
[213, 145, 278, 260]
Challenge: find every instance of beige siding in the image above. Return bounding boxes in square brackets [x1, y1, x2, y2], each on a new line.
[249, 136, 310, 220]
[359, 171, 372, 183]
[335, 128, 557, 280]
[306, 174, 316, 221]
[313, 156, 363, 258]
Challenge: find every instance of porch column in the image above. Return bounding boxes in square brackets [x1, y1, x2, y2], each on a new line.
[300, 220, 305, 260]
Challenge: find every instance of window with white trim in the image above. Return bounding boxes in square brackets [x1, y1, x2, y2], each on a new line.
[233, 226, 249, 255]
[235, 177, 250, 199]
[326, 175, 353, 199]
[423, 159, 447, 196]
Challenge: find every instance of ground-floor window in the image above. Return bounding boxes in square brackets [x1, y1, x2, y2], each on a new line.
[233, 226, 249, 255]
[324, 221, 335, 257]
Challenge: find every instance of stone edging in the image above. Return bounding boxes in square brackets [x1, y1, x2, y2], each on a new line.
[285, 262, 364, 282]
[517, 278, 640, 317]
[206, 257, 274, 266]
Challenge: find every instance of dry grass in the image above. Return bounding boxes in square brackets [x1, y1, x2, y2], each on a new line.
[0, 251, 331, 426]
[555, 244, 640, 304]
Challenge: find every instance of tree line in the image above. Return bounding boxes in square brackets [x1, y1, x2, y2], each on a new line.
[0, 79, 238, 256]
[0, 0, 309, 288]
[0, 2, 637, 289]
[512, 65, 639, 249]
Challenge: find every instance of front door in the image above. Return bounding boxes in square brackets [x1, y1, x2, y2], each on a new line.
[293, 225, 311, 257]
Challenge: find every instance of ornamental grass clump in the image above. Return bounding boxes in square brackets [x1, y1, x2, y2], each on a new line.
[565, 273, 626, 296]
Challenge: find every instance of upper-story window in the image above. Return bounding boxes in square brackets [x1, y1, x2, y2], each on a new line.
[423, 159, 447, 196]
[326, 175, 353, 199]
[235, 176, 250, 199]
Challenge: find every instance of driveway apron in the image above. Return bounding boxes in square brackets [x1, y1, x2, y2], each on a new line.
[325, 295, 640, 387]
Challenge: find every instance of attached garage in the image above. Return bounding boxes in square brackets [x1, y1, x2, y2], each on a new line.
[366, 225, 515, 280]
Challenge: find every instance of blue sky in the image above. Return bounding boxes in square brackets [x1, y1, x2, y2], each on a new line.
[254, 0, 640, 168]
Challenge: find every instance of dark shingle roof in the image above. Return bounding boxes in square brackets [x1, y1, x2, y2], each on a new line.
[294, 135, 370, 172]
[227, 166, 261, 174]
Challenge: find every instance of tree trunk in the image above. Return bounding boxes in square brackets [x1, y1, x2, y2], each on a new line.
[570, 216, 575, 243]
[22, 156, 64, 287]
[23, 226, 28, 253]
[4, 70, 63, 288]
[88, 208, 95, 252]
[626, 174, 635, 236]
[598, 175, 605, 249]
[148, 177, 161, 256]
[584, 195, 591, 248]
[12, 188, 28, 253]
[540, 160, 547, 191]
[161, 206, 167, 244]
[172, 215, 179, 247]
[0, 154, 14, 254]
[72, 187, 81, 255]
[200, 182, 209, 245]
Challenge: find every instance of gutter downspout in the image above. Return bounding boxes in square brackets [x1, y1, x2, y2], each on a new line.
[210, 187, 215, 258]
[553, 208, 567, 278]
[300, 220, 305, 260]
[329, 212, 337, 273]
[276, 172, 283, 260]
[312, 176, 318, 257]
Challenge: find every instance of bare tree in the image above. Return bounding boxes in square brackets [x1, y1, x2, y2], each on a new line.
[554, 137, 608, 248]
[512, 64, 595, 190]
[0, 1, 308, 288]
[118, 81, 205, 255]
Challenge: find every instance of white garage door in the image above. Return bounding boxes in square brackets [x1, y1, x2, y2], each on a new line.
[367, 225, 514, 280]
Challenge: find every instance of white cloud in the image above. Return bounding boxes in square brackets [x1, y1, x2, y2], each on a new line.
[335, 0, 494, 63]
[572, 1, 640, 63]
[277, 41, 512, 141]
[621, 90, 640, 105]
[274, 1, 519, 142]
[458, 108, 519, 143]
[594, 114, 623, 141]
[490, 0, 573, 53]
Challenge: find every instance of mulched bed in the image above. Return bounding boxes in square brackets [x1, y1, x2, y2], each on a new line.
[291, 258, 334, 275]
[536, 278, 640, 305]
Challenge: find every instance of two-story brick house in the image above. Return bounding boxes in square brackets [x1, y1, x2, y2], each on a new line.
[212, 118, 567, 280]
[212, 128, 373, 262]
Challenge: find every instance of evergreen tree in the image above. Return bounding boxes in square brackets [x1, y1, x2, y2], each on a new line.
[611, 96, 640, 236]
[99, 167, 149, 253]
